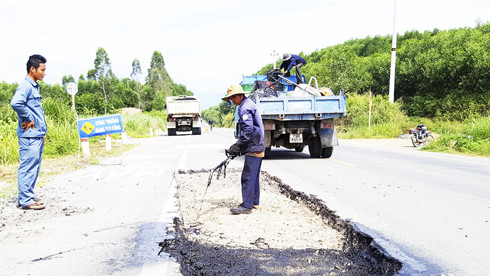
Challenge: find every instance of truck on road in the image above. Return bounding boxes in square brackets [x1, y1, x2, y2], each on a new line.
[166, 95, 202, 136]
[239, 72, 346, 158]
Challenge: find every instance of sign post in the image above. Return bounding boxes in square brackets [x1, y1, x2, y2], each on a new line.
[66, 82, 78, 111]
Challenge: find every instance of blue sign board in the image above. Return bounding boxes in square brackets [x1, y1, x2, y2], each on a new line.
[77, 114, 124, 138]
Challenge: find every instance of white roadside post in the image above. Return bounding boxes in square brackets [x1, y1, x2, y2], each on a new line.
[122, 130, 128, 144]
[81, 138, 91, 156]
[106, 134, 111, 151]
[150, 127, 153, 136]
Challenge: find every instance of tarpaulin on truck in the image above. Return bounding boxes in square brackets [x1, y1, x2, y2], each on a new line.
[240, 75, 268, 92]
[241, 74, 305, 92]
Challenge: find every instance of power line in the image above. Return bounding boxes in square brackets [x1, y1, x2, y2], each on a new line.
[303, 0, 337, 30]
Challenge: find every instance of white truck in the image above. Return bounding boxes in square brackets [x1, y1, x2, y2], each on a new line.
[166, 95, 201, 136]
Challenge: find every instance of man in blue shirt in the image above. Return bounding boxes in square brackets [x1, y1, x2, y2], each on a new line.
[280, 53, 306, 84]
[223, 85, 265, 215]
[10, 54, 48, 210]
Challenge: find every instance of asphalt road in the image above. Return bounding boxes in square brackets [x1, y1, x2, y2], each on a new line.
[261, 136, 490, 275]
[1, 127, 489, 275]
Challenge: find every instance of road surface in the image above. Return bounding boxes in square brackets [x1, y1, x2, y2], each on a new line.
[1, 128, 489, 275]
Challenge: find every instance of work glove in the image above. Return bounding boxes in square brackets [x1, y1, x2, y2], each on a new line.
[228, 144, 241, 156]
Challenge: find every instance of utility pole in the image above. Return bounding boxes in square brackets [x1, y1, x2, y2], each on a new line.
[389, 0, 397, 104]
[271, 50, 279, 69]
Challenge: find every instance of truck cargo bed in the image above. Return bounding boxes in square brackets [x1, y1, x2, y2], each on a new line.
[254, 94, 346, 121]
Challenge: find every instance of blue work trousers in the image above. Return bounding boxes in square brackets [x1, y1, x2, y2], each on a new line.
[241, 155, 262, 209]
[17, 137, 44, 207]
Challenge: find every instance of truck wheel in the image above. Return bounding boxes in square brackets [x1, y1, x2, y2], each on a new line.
[309, 136, 322, 158]
[294, 146, 304, 152]
[168, 129, 176, 136]
[321, 147, 333, 158]
[192, 128, 201, 135]
[264, 147, 271, 159]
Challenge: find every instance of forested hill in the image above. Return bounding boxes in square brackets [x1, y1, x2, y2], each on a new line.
[257, 23, 490, 120]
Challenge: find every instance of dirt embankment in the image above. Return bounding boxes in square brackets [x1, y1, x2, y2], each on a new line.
[161, 169, 402, 275]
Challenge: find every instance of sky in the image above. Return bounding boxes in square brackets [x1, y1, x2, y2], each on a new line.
[1, 0, 488, 109]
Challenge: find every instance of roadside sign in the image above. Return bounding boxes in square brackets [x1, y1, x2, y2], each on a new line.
[77, 114, 124, 138]
[67, 82, 78, 95]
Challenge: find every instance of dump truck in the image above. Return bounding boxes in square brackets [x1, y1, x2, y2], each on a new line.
[239, 70, 346, 158]
[166, 95, 201, 135]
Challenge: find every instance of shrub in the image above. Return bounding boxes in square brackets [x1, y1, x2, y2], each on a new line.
[338, 93, 410, 138]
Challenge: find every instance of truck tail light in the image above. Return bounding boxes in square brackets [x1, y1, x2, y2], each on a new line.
[321, 122, 334, 129]
[169, 118, 175, 121]
[264, 123, 275, 130]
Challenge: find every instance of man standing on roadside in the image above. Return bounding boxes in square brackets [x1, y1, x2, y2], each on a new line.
[209, 117, 214, 131]
[222, 85, 265, 215]
[10, 54, 48, 210]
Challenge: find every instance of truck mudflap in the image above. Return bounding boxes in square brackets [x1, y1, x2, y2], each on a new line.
[318, 127, 338, 147]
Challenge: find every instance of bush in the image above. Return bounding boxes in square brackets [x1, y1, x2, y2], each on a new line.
[43, 119, 79, 156]
[423, 116, 490, 156]
[338, 93, 410, 138]
[0, 121, 19, 166]
[122, 111, 166, 138]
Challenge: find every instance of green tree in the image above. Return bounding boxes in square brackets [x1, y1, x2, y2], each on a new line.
[170, 83, 193, 97]
[62, 75, 75, 86]
[94, 47, 114, 114]
[146, 51, 172, 98]
[130, 58, 143, 109]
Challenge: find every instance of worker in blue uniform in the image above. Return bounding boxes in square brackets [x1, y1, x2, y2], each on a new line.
[10, 54, 48, 210]
[222, 85, 265, 215]
[280, 53, 306, 84]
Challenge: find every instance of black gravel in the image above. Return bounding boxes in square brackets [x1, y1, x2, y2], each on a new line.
[160, 170, 402, 276]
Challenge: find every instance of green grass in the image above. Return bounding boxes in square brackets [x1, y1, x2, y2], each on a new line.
[337, 93, 411, 138]
[336, 93, 489, 157]
[423, 116, 490, 156]
[122, 110, 167, 138]
[0, 121, 18, 166]
[0, 100, 168, 167]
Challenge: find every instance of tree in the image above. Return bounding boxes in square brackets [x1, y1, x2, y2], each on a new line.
[146, 51, 172, 98]
[130, 58, 143, 108]
[62, 75, 75, 86]
[94, 47, 113, 114]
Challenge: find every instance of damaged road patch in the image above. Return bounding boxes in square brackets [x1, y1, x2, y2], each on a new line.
[161, 169, 402, 275]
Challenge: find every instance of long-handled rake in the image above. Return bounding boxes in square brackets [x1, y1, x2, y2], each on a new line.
[191, 150, 239, 226]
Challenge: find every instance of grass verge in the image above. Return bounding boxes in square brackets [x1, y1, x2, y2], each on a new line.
[0, 138, 137, 201]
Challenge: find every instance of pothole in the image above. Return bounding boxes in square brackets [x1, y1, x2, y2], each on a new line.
[160, 169, 402, 275]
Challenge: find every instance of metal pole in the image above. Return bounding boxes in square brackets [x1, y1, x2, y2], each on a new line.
[271, 50, 279, 69]
[389, 0, 397, 104]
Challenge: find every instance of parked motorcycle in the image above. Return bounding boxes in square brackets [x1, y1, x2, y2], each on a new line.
[409, 124, 434, 147]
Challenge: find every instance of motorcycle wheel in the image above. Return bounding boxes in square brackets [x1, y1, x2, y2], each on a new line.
[411, 136, 421, 147]
[425, 134, 435, 144]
